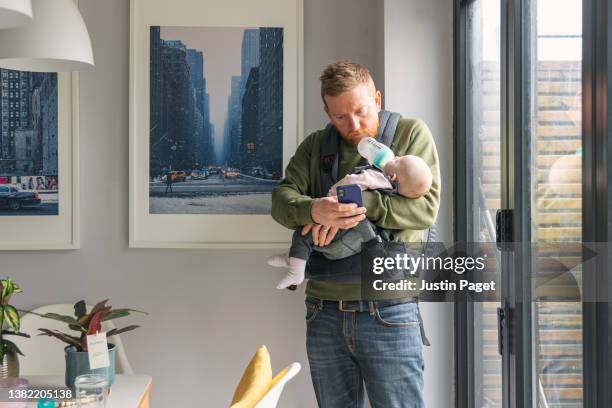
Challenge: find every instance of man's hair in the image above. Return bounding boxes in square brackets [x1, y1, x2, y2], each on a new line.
[319, 60, 375, 102]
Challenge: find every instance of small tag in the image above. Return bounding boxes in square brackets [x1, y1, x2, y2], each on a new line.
[87, 332, 110, 370]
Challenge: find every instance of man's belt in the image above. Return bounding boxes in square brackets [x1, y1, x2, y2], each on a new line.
[306, 296, 416, 313]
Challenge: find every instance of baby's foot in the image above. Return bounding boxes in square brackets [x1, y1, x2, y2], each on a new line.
[267, 254, 307, 289]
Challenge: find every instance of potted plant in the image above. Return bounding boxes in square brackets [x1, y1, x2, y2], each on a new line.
[29, 299, 144, 388]
[0, 279, 29, 379]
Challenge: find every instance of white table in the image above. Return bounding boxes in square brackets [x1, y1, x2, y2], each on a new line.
[24, 375, 152, 408]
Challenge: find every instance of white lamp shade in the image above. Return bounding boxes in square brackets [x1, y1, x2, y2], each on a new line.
[0, 0, 32, 28]
[0, 0, 94, 72]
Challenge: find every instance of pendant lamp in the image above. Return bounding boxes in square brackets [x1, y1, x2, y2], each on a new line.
[0, 0, 94, 72]
[0, 0, 32, 28]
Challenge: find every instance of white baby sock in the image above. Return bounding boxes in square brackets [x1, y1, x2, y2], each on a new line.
[267, 253, 307, 289]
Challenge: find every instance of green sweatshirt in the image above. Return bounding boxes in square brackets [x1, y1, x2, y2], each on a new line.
[271, 118, 441, 300]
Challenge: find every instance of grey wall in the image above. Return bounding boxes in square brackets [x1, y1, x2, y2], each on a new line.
[5, 0, 453, 407]
[303, 0, 385, 133]
[384, 1, 455, 407]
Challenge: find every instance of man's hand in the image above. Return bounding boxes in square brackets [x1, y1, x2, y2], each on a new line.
[310, 196, 367, 229]
[301, 224, 340, 247]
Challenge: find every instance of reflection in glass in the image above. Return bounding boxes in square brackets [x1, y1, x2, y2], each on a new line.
[531, 0, 583, 406]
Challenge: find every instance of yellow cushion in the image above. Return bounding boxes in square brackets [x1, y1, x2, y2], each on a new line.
[230, 345, 273, 408]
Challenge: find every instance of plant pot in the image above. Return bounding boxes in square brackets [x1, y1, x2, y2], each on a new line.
[0, 348, 19, 378]
[64, 344, 116, 389]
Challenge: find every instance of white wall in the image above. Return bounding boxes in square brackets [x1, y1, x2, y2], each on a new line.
[384, 0, 455, 407]
[303, 0, 385, 133]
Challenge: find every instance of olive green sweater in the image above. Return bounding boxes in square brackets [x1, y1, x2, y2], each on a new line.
[271, 118, 441, 300]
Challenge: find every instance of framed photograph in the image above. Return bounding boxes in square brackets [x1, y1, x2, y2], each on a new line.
[130, 0, 303, 247]
[0, 71, 79, 250]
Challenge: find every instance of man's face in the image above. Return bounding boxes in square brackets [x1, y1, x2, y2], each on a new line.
[324, 83, 382, 146]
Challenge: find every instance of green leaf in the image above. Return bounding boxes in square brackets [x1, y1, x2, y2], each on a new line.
[18, 310, 78, 327]
[37, 329, 82, 349]
[106, 325, 140, 337]
[0, 341, 5, 363]
[3, 305, 19, 332]
[69, 324, 86, 333]
[73, 301, 87, 319]
[0, 280, 11, 299]
[102, 308, 147, 322]
[41, 313, 78, 326]
[2, 331, 30, 338]
[3, 340, 24, 356]
[0, 279, 18, 300]
[101, 310, 129, 321]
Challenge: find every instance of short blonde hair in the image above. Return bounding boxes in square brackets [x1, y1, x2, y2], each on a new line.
[320, 60, 375, 102]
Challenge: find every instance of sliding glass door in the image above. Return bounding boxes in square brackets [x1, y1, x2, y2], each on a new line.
[454, 0, 599, 407]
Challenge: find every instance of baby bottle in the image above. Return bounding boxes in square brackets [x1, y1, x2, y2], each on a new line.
[357, 138, 395, 170]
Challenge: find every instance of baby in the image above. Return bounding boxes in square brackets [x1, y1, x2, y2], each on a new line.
[267, 154, 433, 289]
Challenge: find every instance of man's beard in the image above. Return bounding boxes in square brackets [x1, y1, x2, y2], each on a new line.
[343, 119, 380, 146]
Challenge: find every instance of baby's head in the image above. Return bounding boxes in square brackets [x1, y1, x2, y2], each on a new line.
[383, 155, 432, 198]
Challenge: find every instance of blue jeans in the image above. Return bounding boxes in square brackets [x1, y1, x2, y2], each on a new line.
[305, 298, 425, 408]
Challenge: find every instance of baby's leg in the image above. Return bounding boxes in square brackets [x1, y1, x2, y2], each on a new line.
[316, 219, 378, 259]
[268, 223, 377, 289]
[267, 229, 309, 289]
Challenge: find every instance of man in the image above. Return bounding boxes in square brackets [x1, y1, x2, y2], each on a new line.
[271, 60, 440, 407]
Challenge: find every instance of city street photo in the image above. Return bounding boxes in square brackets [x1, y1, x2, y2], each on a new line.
[149, 26, 284, 215]
[0, 69, 59, 216]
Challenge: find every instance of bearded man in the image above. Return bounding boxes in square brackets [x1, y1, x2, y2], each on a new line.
[271, 60, 440, 408]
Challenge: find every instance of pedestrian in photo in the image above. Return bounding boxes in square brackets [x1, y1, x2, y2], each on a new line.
[165, 172, 173, 194]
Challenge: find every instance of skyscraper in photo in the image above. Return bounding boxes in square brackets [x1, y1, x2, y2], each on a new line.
[0, 70, 56, 175]
[241, 67, 259, 171]
[149, 28, 199, 175]
[258, 27, 283, 174]
[226, 76, 242, 167]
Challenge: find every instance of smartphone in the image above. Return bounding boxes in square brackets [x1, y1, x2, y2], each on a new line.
[336, 184, 363, 207]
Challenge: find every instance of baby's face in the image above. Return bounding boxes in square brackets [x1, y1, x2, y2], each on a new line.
[383, 155, 433, 198]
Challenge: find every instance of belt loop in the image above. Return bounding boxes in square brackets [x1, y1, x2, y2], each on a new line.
[318, 298, 324, 310]
[368, 301, 375, 315]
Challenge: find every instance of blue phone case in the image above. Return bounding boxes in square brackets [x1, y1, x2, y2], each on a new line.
[336, 184, 363, 207]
